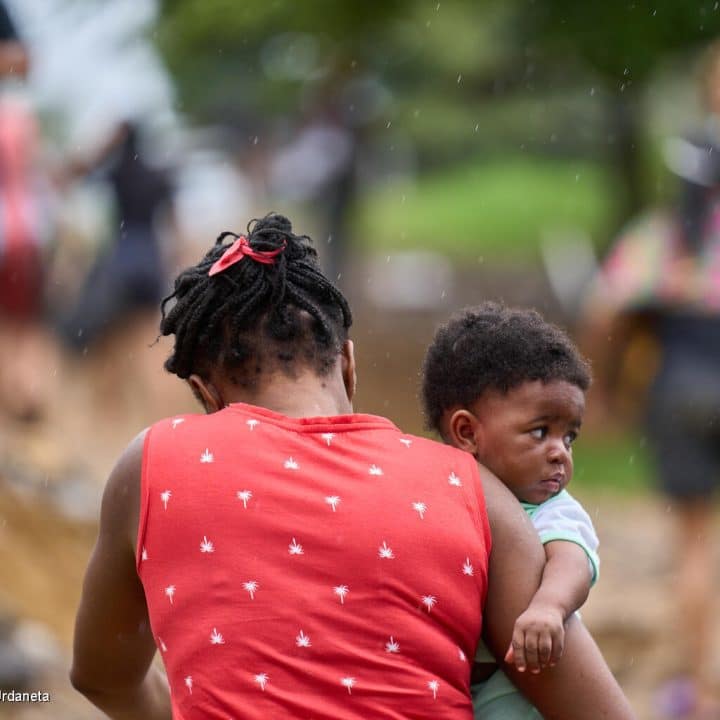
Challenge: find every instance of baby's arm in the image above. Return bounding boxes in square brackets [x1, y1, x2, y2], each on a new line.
[506, 539, 592, 672]
[507, 491, 600, 673]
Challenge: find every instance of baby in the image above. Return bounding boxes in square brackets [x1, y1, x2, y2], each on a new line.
[421, 302, 600, 720]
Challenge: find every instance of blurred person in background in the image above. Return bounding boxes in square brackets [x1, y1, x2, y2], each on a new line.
[55, 119, 176, 425]
[0, 0, 55, 424]
[582, 41, 720, 720]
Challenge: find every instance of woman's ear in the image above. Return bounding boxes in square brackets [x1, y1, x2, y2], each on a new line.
[446, 408, 483, 456]
[187, 375, 225, 414]
[341, 339, 357, 403]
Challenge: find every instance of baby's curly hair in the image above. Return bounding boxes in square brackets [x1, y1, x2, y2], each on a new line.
[421, 302, 591, 433]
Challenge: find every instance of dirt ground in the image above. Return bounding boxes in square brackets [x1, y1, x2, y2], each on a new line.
[0, 306, 718, 719]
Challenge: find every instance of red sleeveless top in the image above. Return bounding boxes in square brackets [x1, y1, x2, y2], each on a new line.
[137, 403, 491, 719]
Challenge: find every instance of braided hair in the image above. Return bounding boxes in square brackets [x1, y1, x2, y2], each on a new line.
[160, 213, 352, 386]
[421, 302, 591, 433]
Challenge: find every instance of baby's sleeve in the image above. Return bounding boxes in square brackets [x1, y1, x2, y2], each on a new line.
[532, 491, 600, 585]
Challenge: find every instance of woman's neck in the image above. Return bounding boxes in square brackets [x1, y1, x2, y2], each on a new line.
[220, 368, 353, 419]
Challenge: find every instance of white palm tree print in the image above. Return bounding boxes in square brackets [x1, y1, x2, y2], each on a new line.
[378, 541, 395, 559]
[333, 585, 349, 604]
[288, 537, 304, 555]
[246, 419, 259, 430]
[200, 448, 214, 463]
[254, 673, 269, 691]
[295, 630, 311, 647]
[243, 580, 259, 599]
[368, 464, 383, 476]
[325, 495, 341, 512]
[412, 501, 427, 519]
[448, 472, 462, 487]
[164, 585, 175, 605]
[399, 438, 412, 448]
[210, 628, 225, 645]
[141, 547, 148, 562]
[462, 557, 474, 576]
[160, 490, 172, 510]
[385, 637, 400, 653]
[200, 536, 215, 553]
[428, 680, 439, 699]
[171, 418, 184, 429]
[421, 595, 437, 613]
[284, 457, 299, 470]
[185, 676, 193, 694]
[341, 677, 356, 694]
[236, 489, 252, 508]
[321, 432, 335, 446]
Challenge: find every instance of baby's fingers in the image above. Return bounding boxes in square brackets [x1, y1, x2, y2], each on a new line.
[507, 628, 527, 672]
[538, 631, 554, 667]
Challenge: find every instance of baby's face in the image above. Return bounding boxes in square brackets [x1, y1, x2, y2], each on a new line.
[471, 380, 585, 505]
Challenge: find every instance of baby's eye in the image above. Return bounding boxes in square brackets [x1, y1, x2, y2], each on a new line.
[529, 427, 547, 440]
[563, 431, 578, 448]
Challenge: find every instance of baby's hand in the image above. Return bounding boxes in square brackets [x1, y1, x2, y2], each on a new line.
[504, 602, 565, 674]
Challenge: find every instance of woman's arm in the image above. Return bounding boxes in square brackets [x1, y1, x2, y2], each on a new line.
[481, 466, 636, 719]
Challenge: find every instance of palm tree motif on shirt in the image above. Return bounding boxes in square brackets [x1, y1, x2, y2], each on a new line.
[236, 490, 252, 509]
[210, 628, 225, 645]
[421, 595, 437, 613]
[185, 676, 193, 694]
[141, 547, 148, 562]
[448, 472, 462, 487]
[200, 449, 214, 463]
[243, 580, 259, 600]
[334, 585, 349, 604]
[246, 419, 259, 431]
[385, 636, 400, 653]
[160, 490, 172, 510]
[428, 680, 439, 700]
[368, 465, 383, 476]
[200, 536, 215, 553]
[284, 457, 299, 470]
[378, 541, 395, 559]
[254, 673, 269, 691]
[321, 432, 335, 446]
[288, 537, 304, 555]
[412, 502, 427, 519]
[295, 630, 311, 647]
[164, 585, 175, 605]
[399, 438, 412, 448]
[171, 418, 184, 429]
[341, 677, 356, 694]
[462, 558, 474, 576]
[325, 495, 341, 512]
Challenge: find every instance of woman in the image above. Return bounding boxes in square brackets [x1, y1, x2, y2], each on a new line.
[71, 213, 634, 719]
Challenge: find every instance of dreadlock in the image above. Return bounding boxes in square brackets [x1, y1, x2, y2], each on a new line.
[160, 213, 353, 385]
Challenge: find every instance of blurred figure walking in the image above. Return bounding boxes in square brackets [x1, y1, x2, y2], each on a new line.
[582, 42, 720, 720]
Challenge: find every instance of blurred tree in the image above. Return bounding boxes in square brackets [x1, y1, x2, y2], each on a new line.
[516, 0, 720, 224]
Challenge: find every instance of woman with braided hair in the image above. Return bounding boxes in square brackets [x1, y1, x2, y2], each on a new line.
[70, 213, 634, 720]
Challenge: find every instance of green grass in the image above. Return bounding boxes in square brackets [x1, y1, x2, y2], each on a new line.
[355, 156, 618, 261]
[573, 433, 653, 494]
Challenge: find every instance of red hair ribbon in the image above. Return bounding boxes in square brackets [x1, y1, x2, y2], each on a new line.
[209, 235, 286, 276]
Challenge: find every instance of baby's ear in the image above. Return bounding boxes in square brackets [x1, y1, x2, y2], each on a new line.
[446, 408, 482, 456]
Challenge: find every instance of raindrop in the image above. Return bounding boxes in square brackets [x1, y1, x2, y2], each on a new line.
[628, 455, 635, 465]
[652, 8, 657, 15]
[386, 256, 391, 263]
[623, 67, 630, 76]
[575, 173, 581, 182]
[386, 121, 392, 129]
[413, 108, 420, 118]
[436, 2, 440, 9]
[474, 123, 479, 132]
[253, 136, 259, 145]
[590, 87, 595, 96]
[457, 74, 463, 84]
[440, 290, 446, 300]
